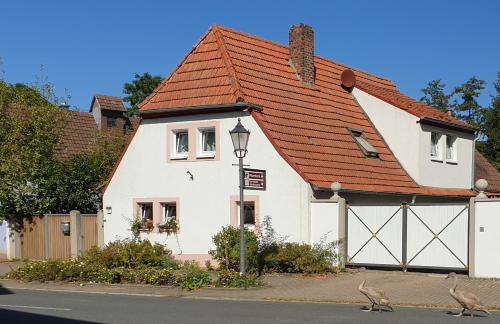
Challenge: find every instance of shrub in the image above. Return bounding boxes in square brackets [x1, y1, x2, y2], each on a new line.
[133, 268, 178, 285]
[264, 241, 341, 274]
[9, 260, 61, 282]
[179, 263, 212, 291]
[210, 226, 258, 272]
[216, 268, 261, 288]
[81, 240, 178, 269]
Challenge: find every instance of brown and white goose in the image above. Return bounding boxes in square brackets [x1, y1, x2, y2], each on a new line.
[358, 268, 393, 312]
[446, 272, 490, 318]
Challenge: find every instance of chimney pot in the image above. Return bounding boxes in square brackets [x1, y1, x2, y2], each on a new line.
[289, 24, 315, 85]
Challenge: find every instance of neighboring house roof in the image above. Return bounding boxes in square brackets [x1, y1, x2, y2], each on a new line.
[55, 111, 97, 159]
[91, 94, 126, 112]
[139, 25, 473, 197]
[474, 151, 500, 193]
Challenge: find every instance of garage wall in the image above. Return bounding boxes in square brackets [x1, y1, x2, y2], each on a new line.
[471, 198, 500, 278]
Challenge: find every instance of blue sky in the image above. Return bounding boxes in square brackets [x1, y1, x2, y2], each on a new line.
[1, 0, 498, 111]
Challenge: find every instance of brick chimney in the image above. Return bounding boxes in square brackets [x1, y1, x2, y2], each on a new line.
[289, 24, 315, 85]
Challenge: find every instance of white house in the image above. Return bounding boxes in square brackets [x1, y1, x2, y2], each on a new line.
[103, 24, 494, 270]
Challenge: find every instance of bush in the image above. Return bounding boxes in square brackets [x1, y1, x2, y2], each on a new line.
[216, 268, 261, 288]
[264, 241, 341, 274]
[81, 240, 178, 270]
[133, 268, 178, 285]
[179, 263, 212, 291]
[210, 226, 258, 272]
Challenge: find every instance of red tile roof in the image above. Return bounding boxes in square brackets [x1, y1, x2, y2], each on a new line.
[55, 111, 97, 159]
[92, 94, 126, 112]
[475, 151, 500, 193]
[139, 25, 473, 197]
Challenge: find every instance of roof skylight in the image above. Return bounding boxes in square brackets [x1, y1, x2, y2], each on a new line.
[349, 129, 379, 158]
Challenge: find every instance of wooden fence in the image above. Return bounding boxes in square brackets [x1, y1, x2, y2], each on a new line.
[20, 212, 102, 260]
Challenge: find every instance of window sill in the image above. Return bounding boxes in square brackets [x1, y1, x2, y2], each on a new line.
[431, 158, 444, 163]
[196, 153, 216, 159]
[171, 155, 188, 160]
[446, 160, 458, 165]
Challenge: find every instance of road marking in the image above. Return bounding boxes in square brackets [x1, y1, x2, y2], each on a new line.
[0, 304, 71, 311]
[7, 286, 171, 298]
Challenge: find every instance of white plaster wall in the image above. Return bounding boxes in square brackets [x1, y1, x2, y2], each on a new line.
[473, 199, 500, 278]
[418, 124, 474, 188]
[91, 101, 101, 129]
[310, 201, 339, 244]
[352, 88, 421, 182]
[103, 111, 310, 256]
[353, 88, 473, 189]
[0, 221, 7, 260]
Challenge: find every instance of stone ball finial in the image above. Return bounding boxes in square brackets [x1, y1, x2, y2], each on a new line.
[475, 179, 489, 198]
[330, 182, 342, 201]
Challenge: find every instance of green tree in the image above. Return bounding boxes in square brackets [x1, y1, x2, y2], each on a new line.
[0, 81, 66, 228]
[52, 129, 128, 213]
[477, 73, 500, 170]
[451, 77, 486, 131]
[123, 73, 162, 115]
[420, 79, 451, 112]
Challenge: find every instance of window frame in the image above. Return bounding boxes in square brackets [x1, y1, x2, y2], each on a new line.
[172, 129, 189, 159]
[430, 131, 443, 161]
[197, 127, 216, 158]
[161, 202, 177, 224]
[107, 116, 117, 128]
[445, 135, 457, 163]
[138, 202, 154, 230]
[348, 128, 379, 158]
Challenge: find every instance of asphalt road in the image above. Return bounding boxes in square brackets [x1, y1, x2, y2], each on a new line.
[0, 286, 496, 323]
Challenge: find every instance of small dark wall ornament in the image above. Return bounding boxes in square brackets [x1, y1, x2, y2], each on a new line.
[60, 222, 71, 236]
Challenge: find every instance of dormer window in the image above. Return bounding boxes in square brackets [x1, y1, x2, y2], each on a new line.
[349, 129, 379, 158]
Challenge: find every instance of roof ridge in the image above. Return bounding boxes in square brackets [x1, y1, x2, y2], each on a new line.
[216, 25, 395, 87]
[212, 26, 245, 102]
[139, 29, 213, 109]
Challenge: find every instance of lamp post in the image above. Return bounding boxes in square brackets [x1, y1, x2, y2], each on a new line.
[229, 118, 250, 276]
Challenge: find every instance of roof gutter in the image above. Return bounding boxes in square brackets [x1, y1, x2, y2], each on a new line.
[139, 102, 263, 119]
[311, 185, 474, 198]
[418, 117, 476, 135]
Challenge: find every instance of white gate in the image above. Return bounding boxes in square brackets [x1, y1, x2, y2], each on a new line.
[347, 203, 469, 270]
[406, 204, 468, 269]
[347, 205, 403, 267]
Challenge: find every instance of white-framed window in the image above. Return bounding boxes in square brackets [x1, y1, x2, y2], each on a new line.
[172, 130, 189, 159]
[446, 135, 457, 162]
[161, 202, 177, 224]
[430, 132, 442, 160]
[138, 203, 153, 229]
[198, 127, 216, 157]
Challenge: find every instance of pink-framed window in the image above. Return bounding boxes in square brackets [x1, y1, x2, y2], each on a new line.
[230, 195, 260, 229]
[166, 121, 220, 162]
[133, 198, 180, 233]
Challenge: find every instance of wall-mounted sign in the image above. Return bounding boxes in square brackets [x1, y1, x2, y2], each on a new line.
[244, 168, 266, 190]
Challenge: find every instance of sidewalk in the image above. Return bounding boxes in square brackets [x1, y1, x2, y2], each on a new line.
[1, 265, 500, 310]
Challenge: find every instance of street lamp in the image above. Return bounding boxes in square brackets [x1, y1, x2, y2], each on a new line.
[229, 118, 250, 276]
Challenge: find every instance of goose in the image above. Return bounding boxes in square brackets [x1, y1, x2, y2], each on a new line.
[446, 272, 490, 318]
[358, 268, 393, 312]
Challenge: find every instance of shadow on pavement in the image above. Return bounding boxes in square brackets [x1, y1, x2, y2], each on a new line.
[0, 284, 13, 295]
[0, 308, 100, 323]
[444, 310, 489, 318]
